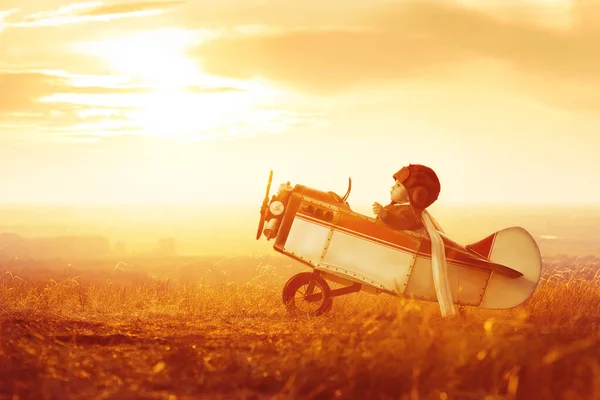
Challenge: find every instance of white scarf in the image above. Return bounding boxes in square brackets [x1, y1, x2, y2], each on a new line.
[421, 209, 456, 318]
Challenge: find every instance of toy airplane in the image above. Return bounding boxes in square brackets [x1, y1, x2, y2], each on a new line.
[256, 171, 542, 316]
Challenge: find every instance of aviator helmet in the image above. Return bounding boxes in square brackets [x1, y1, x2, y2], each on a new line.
[393, 164, 441, 211]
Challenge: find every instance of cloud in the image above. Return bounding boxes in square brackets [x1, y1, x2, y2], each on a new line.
[0, 70, 307, 143]
[0, 8, 18, 32]
[14, 1, 184, 27]
[0, 71, 136, 141]
[0, 70, 244, 113]
[0, 71, 141, 134]
[0, 71, 66, 112]
[80, 1, 185, 16]
[0, 71, 147, 113]
[193, 1, 600, 113]
[183, 85, 245, 94]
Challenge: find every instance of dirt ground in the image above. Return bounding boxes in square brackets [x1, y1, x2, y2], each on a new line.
[0, 255, 599, 400]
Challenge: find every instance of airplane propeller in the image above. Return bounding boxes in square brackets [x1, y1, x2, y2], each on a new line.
[256, 170, 274, 240]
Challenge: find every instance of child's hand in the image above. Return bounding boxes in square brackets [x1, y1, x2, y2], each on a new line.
[372, 202, 383, 216]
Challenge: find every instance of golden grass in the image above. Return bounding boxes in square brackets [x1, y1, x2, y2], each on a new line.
[0, 255, 598, 399]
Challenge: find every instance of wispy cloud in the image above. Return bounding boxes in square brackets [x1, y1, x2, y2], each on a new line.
[193, 1, 600, 114]
[0, 8, 19, 32]
[0, 71, 67, 112]
[0, 69, 246, 112]
[0, 71, 146, 113]
[80, 1, 185, 17]
[0, 71, 137, 145]
[0, 69, 311, 143]
[13, 1, 184, 27]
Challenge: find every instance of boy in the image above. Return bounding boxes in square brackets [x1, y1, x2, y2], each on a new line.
[373, 164, 455, 317]
[372, 164, 441, 231]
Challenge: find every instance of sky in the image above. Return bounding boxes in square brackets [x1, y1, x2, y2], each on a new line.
[1, 0, 599, 210]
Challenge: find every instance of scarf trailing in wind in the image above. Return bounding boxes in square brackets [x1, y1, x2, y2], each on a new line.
[421, 209, 456, 318]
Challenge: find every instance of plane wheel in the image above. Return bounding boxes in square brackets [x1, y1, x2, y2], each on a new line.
[282, 272, 332, 316]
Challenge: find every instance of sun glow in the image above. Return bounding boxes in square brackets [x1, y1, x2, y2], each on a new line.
[73, 29, 207, 88]
[66, 29, 289, 139]
[42, 88, 292, 140]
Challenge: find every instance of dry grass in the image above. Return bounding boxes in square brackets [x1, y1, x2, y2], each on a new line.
[0, 255, 598, 400]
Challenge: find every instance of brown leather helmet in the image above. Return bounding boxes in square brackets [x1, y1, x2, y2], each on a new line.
[393, 164, 441, 211]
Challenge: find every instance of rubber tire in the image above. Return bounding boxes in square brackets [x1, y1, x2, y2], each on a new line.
[282, 272, 333, 316]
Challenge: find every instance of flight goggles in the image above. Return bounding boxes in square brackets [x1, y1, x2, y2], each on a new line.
[392, 166, 417, 188]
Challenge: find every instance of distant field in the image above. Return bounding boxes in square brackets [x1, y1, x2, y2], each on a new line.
[0, 254, 598, 399]
[1, 204, 600, 257]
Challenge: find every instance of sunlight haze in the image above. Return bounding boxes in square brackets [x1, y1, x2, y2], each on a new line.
[1, 0, 599, 206]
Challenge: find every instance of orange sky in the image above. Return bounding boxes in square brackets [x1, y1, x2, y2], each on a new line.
[0, 0, 599, 210]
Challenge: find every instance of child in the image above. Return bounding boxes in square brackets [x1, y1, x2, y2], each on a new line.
[373, 164, 455, 318]
[372, 164, 441, 231]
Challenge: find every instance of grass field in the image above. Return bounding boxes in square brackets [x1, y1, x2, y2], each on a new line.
[0, 254, 598, 400]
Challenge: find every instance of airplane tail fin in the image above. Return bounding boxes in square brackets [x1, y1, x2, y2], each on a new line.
[468, 227, 542, 309]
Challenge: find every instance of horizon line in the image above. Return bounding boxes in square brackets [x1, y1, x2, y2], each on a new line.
[0, 201, 599, 208]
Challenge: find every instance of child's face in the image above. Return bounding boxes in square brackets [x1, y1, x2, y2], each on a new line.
[390, 179, 409, 203]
